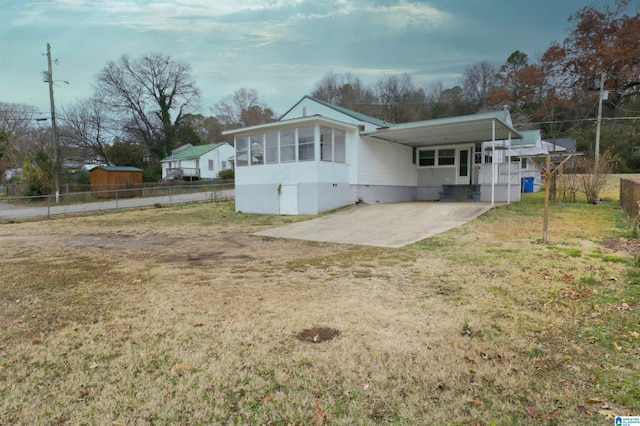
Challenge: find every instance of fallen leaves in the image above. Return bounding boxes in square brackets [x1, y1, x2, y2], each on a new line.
[465, 397, 484, 406]
[170, 363, 192, 374]
[539, 407, 562, 420]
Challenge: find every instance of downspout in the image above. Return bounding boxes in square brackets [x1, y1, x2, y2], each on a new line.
[491, 119, 496, 207]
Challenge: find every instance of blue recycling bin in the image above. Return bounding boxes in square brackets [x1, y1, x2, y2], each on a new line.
[521, 177, 534, 193]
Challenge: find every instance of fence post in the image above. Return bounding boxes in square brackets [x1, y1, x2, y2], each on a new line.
[47, 194, 51, 219]
[115, 190, 119, 210]
[169, 186, 172, 205]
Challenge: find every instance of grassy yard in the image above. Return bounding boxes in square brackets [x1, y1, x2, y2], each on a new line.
[0, 178, 638, 425]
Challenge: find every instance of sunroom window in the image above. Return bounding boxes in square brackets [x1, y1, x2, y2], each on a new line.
[280, 129, 295, 162]
[236, 136, 249, 167]
[250, 134, 264, 165]
[298, 126, 314, 161]
[320, 126, 333, 162]
[265, 131, 278, 164]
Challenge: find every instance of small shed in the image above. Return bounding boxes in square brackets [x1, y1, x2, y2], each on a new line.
[90, 166, 143, 198]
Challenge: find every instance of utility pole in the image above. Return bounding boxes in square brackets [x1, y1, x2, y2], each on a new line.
[45, 42, 60, 203]
[594, 72, 605, 176]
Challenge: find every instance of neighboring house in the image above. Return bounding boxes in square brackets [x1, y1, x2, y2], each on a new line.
[223, 96, 525, 215]
[493, 130, 568, 192]
[160, 143, 234, 180]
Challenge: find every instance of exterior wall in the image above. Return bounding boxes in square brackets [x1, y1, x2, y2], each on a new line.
[356, 137, 416, 186]
[235, 161, 352, 215]
[354, 185, 416, 204]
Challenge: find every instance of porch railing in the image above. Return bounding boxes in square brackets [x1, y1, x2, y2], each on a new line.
[167, 168, 200, 179]
[477, 162, 521, 185]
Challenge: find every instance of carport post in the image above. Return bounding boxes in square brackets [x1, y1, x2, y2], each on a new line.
[507, 131, 512, 204]
[491, 119, 496, 207]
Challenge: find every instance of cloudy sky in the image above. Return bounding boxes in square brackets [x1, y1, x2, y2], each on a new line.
[1, 0, 611, 118]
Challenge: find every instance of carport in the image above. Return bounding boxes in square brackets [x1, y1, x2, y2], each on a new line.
[363, 112, 523, 205]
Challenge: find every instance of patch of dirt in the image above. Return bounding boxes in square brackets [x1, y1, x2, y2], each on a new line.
[602, 237, 640, 256]
[296, 327, 340, 343]
[69, 233, 183, 249]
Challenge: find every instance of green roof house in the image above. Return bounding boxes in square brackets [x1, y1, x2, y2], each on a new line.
[160, 143, 235, 180]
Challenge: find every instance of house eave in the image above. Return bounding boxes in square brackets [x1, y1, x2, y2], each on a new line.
[362, 116, 523, 147]
[222, 115, 360, 137]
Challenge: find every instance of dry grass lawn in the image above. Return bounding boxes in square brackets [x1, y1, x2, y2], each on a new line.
[0, 177, 639, 425]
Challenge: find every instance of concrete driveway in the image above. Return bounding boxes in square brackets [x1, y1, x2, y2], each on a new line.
[254, 202, 494, 248]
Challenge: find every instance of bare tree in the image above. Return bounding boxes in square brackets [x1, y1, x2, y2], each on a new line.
[60, 97, 114, 164]
[311, 70, 342, 105]
[375, 73, 427, 123]
[462, 61, 498, 107]
[213, 88, 276, 130]
[0, 102, 44, 178]
[94, 52, 201, 158]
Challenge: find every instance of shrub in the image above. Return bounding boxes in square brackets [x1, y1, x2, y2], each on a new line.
[218, 168, 234, 179]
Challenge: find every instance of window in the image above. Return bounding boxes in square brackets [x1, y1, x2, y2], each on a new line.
[298, 126, 314, 161]
[521, 158, 527, 169]
[419, 150, 435, 166]
[438, 149, 455, 165]
[265, 131, 278, 164]
[250, 134, 264, 165]
[221, 161, 227, 170]
[280, 129, 295, 162]
[235, 136, 249, 167]
[334, 129, 345, 163]
[208, 159, 214, 171]
[320, 126, 333, 162]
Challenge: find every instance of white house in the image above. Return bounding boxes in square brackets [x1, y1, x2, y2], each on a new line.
[160, 143, 234, 180]
[223, 96, 526, 215]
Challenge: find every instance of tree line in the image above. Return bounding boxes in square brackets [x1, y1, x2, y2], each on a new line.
[1, 0, 638, 192]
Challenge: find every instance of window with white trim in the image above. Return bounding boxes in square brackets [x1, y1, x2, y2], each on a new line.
[250, 133, 264, 165]
[418, 148, 457, 167]
[280, 129, 295, 162]
[320, 126, 333, 162]
[208, 159, 214, 171]
[298, 126, 314, 161]
[438, 149, 455, 165]
[419, 150, 435, 166]
[235, 136, 249, 167]
[265, 131, 278, 164]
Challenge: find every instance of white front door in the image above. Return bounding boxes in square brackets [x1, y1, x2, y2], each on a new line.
[279, 185, 298, 215]
[457, 149, 471, 184]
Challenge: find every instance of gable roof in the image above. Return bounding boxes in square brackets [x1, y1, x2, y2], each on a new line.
[281, 96, 392, 128]
[161, 143, 226, 161]
[509, 129, 541, 148]
[91, 166, 142, 172]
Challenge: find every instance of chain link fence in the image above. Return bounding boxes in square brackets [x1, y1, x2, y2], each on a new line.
[0, 181, 235, 220]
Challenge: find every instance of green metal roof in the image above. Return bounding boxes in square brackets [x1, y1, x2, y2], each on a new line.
[283, 96, 393, 128]
[94, 166, 142, 172]
[161, 143, 225, 161]
[509, 129, 540, 147]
